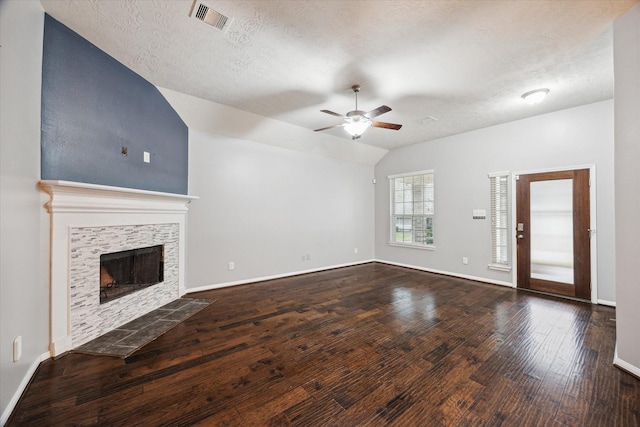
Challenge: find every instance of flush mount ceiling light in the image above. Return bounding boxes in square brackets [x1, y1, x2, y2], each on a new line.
[521, 88, 550, 105]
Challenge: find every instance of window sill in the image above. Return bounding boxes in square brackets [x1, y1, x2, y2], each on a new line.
[388, 242, 436, 251]
[488, 263, 511, 272]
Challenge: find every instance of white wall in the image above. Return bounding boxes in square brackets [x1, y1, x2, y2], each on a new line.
[375, 100, 616, 301]
[613, 3, 640, 376]
[186, 129, 375, 290]
[0, 1, 50, 423]
[159, 87, 388, 166]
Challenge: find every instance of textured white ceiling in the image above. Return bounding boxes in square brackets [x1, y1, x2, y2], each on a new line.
[40, 0, 638, 151]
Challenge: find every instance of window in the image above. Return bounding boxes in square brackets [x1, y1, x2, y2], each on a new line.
[389, 170, 434, 248]
[489, 172, 510, 269]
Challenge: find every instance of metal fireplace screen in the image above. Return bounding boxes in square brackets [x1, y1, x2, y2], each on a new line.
[99, 244, 164, 304]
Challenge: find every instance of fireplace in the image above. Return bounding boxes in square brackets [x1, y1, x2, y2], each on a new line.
[39, 180, 197, 356]
[100, 244, 165, 304]
[68, 223, 179, 348]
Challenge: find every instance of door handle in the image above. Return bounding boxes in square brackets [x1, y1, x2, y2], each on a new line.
[517, 234, 524, 239]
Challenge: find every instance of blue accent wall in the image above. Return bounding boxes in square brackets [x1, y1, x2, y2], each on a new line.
[41, 14, 188, 194]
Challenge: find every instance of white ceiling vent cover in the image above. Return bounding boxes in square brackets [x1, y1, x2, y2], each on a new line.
[190, 1, 233, 32]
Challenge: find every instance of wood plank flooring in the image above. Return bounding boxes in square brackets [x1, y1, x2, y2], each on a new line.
[8, 263, 640, 426]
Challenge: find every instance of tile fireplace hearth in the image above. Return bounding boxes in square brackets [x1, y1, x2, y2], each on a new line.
[74, 297, 214, 358]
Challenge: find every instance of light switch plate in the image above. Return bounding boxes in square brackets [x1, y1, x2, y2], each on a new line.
[472, 209, 486, 219]
[143, 151, 150, 163]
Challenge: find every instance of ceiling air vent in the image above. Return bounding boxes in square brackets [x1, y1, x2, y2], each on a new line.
[190, 1, 233, 32]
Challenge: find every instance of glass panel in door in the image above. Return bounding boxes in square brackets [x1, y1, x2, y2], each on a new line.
[529, 179, 574, 284]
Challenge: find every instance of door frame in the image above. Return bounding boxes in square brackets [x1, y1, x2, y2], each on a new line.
[511, 164, 598, 303]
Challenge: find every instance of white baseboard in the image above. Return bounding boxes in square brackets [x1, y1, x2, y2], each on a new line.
[50, 335, 73, 357]
[375, 260, 619, 306]
[186, 259, 376, 294]
[1, 351, 50, 426]
[374, 259, 515, 288]
[613, 345, 640, 379]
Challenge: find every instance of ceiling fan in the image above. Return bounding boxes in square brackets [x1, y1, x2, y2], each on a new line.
[314, 85, 402, 140]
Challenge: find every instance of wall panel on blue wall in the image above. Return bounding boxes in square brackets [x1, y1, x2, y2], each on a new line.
[41, 14, 188, 194]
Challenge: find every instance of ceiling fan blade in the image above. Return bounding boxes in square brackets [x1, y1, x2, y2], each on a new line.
[320, 109, 344, 118]
[372, 121, 402, 130]
[364, 105, 391, 119]
[314, 123, 345, 132]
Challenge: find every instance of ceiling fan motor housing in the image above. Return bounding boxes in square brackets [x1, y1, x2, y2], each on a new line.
[346, 110, 368, 119]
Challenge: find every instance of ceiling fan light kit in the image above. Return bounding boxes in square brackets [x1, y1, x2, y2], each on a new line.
[344, 115, 372, 137]
[315, 85, 402, 140]
[521, 88, 550, 105]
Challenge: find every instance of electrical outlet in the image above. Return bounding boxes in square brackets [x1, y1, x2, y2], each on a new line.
[228, 261, 235, 270]
[462, 257, 469, 265]
[143, 151, 150, 163]
[13, 336, 22, 362]
[354, 248, 358, 254]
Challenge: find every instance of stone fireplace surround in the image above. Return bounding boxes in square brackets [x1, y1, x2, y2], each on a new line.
[39, 180, 197, 357]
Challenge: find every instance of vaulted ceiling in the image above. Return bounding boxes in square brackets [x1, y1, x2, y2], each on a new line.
[40, 0, 638, 151]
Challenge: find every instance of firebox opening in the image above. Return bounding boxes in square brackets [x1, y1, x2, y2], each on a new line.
[99, 244, 164, 304]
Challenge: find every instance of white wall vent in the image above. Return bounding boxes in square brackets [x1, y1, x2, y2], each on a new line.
[190, 1, 233, 32]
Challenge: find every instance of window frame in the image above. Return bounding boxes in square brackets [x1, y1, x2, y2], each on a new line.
[488, 172, 511, 271]
[388, 170, 435, 250]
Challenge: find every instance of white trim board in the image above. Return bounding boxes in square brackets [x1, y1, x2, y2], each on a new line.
[374, 259, 514, 288]
[186, 258, 615, 306]
[1, 352, 50, 426]
[186, 260, 376, 294]
[376, 260, 619, 307]
[614, 345, 640, 380]
[597, 299, 616, 307]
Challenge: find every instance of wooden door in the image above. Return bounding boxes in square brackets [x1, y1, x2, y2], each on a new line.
[516, 169, 591, 300]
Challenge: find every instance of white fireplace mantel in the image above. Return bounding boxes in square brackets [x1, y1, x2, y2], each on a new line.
[39, 180, 198, 214]
[39, 180, 198, 356]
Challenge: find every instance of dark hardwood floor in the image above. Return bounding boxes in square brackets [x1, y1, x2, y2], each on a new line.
[8, 263, 640, 426]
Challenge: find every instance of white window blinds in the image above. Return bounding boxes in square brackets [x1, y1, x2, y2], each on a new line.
[489, 173, 509, 266]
